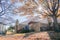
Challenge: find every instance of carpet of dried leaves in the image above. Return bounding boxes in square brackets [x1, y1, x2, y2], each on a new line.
[0, 32, 58, 40]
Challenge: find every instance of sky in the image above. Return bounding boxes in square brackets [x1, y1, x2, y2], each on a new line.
[0, 0, 60, 27]
[0, 0, 42, 26]
[0, 0, 28, 26]
[0, 0, 60, 30]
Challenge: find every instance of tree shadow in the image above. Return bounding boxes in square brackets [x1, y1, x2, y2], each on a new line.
[23, 32, 36, 38]
[48, 31, 60, 40]
[47, 31, 56, 40]
[40, 26, 56, 40]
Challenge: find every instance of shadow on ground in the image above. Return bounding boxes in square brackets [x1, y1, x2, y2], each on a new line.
[24, 31, 60, 40]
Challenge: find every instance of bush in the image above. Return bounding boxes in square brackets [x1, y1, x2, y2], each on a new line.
[7, 27, 15, 33]
[8, 27, 14, 30]
[0, 31, 6, 35]
[17, 29, 34, 33]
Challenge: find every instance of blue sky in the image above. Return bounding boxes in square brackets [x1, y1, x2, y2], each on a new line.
[0, 0, 60, 26]
[0, 0, 49, 26]
[1, 0, 60, 29]
[0, 0, 29, 26]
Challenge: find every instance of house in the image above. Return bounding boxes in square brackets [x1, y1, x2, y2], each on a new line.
[14, 16, 54, 32]
[14, 19, 51, 32]
[28, 21, 51, 32]
[0, 23, 6, 35]
[15, 15, 60, 32]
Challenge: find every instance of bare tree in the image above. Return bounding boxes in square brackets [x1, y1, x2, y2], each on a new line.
[32, 0, 60, 32]
[0, 0, 20, 16]
[0, 0, 17, 24]
[15, 19, 19, 33]
[41, 0, 60, 32]
[13, 0, 60, 32]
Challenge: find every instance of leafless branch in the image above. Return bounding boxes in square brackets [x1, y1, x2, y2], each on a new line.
[45, 0, 53, 13]
[0, 2, 15, 16]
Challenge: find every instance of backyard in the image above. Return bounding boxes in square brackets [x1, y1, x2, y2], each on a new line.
[0, 0, 60, 40]
[0, 31, 60, 40]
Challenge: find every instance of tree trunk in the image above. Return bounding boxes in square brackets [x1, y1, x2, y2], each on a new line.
[53, 16, 60, 32]
[15, 24, 18, 33]
[47, 17, 51, 27]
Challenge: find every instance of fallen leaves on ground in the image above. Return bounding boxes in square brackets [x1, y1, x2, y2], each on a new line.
[0, 31, 59, 40]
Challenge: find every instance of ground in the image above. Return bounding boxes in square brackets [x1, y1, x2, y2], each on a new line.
[0, 31, 60, 40]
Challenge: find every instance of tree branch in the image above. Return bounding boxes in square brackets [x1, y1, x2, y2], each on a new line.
[57, 14, 60, 17]
[0, 3, 15, 16]
[45, 0, 53, 13]
[55, 0, 59, 12]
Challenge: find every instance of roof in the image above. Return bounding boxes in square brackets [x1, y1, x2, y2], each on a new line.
[0, 22, 7, 25]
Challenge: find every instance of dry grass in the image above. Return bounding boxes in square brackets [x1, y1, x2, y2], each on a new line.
[0, 31, 60, 40]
